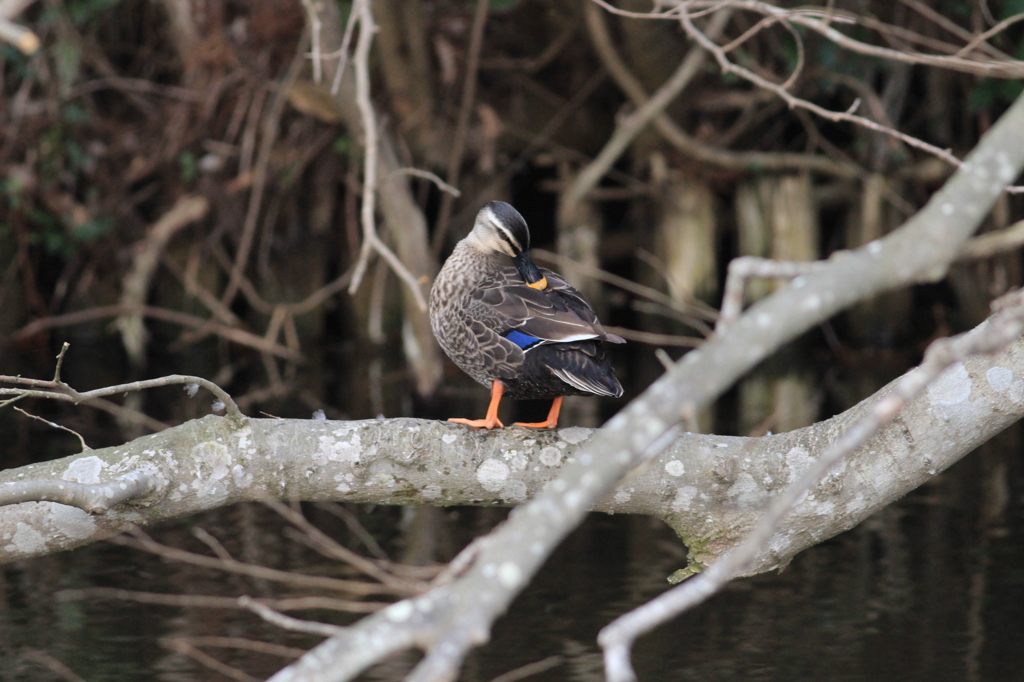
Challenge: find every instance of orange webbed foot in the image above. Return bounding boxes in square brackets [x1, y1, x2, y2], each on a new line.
[513, 396, 562, 430]
[447, 381, 506, 429]
[512, 419, 557, 429]
[448, 416, 504, 429]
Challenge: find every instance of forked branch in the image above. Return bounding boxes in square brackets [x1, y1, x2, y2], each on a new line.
[600, 289, 1024, 682]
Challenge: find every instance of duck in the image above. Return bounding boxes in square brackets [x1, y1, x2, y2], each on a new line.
[430, 201, 624, 429]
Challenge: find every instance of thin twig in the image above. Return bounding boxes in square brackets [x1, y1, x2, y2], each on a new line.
[330, 1, 359, 96]
[57, 587, 385, 613]
[588, 0, 1023, 190]
[264, 499, 425, 595]
[112, 529, 400, 597]
[533, 248, 718, 323]
[489, 655, 564, 682]
[601, 326, 703, 348]
[677, 5, 962, 167]
[13, 305, 304, 362]
[16, 650, 85, 682]
[238, 596, 347, 637]
[117, 195, 210, 366]
[161, 638, 260, 682]
[312, 501, 391, 562]
[222, 41, 306, 308]
[192, 526, 236, 563]
[957, 220, 1024, 261]
[383, 168, 461, 197]
[301, 0, 323, 82]
[162, 636, 305, 660]
[561, 8, 732, 224]
[0, 0, 40, 54]
[1, 345, 243, 420]
[595, 0, 1024, 77]
[346, 0, 428, 311]
[13, 407, 90, 451]
[717, 256, 831, 333]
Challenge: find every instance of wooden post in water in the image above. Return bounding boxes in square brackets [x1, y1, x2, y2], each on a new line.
[734, 174, 820, 435]
[650, 166, 718, 433]
[843, 173, 914, 404]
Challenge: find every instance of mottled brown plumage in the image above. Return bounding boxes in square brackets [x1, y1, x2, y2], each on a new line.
[430, 201, 624, 428]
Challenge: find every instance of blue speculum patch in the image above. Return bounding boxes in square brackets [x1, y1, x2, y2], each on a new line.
[504, 329, 542, 349]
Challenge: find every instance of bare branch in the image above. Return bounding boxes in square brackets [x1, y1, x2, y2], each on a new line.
[161, 638, 260, 682]
[533, 248, 717, 326]
[116, 195, 210, 366]
[601, 1, 1024, 78]
[301, 0, 323, 82]
[717, 256, 830, 333]
[221, 45, 306, 308]
[561, 8, 731, 224]
[958, 220, 1024, 261]
[584, 2, 862, 179]
[1, 372, 243, 421]
[14, 305, 304, 362]
[13, 407, 91, 451]
[490, 656, 565, 682]
[382, 168, 461, 197]
[956, 12, 1024, 58]
[263, 499, 428, 594]
[676, 5, 964, 168]
[329, 2, 358, 96]
[59, 587, 383, 614]
[162, 636, 304, 660]
[238, 596, 347, 637]
[346, 0, 428, 311]
[2, 345, 242, 422]
[16, 650, 84, 682]
[0, 0, 40, 53]
[110, 529, 407, 597]
[599, 289, 1024, 682]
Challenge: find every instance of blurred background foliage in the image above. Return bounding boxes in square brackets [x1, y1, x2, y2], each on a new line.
[0, 0, 1022, 460]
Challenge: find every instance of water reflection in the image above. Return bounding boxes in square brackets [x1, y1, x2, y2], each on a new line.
[2, 427, 1023, 681]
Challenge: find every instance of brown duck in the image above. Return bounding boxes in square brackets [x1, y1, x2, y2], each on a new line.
[430, 201, 624, 429]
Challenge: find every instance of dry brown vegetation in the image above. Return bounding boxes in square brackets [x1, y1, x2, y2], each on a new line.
[1, 0, 1021, 450]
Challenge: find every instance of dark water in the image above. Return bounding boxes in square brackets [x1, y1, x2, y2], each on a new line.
[2, 427, 1023, 682]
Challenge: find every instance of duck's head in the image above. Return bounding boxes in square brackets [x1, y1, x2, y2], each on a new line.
[467, 201, 548, 290]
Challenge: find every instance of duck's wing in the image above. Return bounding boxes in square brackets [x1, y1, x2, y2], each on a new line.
[465, 317, 524, 380]
[469, 267, 625, 347]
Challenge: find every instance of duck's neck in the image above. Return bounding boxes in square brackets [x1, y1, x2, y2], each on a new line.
[448, 239, 506, 284]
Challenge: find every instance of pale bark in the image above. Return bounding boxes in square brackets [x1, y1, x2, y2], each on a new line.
[2, 327, 1023, 568]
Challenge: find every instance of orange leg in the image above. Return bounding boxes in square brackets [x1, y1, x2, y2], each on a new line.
[449, 381, 505, 429]
[514, 396, 562, 429]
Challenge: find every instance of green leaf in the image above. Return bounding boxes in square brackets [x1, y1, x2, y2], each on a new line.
[333, 135, 352, 156]
[179, 151, 198, 184]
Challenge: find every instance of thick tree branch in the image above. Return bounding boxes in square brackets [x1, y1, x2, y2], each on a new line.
[600, 289, 1024, 681]
[2, 316, 1022, 566]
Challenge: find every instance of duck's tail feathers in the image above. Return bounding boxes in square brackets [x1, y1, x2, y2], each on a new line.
[550, 367, 624, 398]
